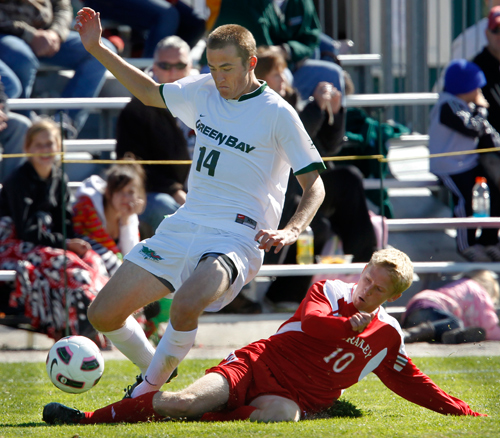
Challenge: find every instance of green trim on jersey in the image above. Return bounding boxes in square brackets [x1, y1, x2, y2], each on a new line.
[238, 81, 268, 102]
[159, 83, 167, 106]
[294, 161, 327, 176]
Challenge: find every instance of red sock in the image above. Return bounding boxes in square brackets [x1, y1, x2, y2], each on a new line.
[200, 405, 257, 422]
[80, 392, 163, 424]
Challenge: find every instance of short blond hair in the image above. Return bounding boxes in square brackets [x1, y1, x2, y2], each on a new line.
[367, 248, 414, 295]
[207, 24, 257, 65]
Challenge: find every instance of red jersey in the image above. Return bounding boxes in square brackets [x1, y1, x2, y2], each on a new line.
[215, 280, 482, 417]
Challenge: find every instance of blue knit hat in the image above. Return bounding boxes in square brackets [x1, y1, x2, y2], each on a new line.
[444, 59, 486, 95]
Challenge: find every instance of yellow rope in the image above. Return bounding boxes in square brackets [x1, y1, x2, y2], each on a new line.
[2, 146, 500, 165]
[61, 159, 193, 165]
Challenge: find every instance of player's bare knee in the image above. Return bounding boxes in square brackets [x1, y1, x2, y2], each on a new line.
[156, 391, 198, 418]
[87, 300, 122, 332]
[86, 300, 102, 329]
[169, 297, 203, 329]
[251, 400, 300, 423]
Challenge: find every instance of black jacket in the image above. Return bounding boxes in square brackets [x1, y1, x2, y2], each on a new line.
[0, 161, 74, 247]
[115, 96, 191, 196]
[284, 88, 345, 158]
[473, 47, 500, 133]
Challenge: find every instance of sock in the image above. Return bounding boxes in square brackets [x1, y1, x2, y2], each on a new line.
[132, 323, 197, 398]
[101, 316, 155, 375]
[200, 406, 258, 422]
[80, 392, 161, 424]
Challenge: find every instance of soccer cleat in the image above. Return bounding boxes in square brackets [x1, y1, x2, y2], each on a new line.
[485, 244, 500, 262]
[460, 245, 492, 262]
[167, 367, 179, 384]
[441, 327, 486, 344]
[122, 368, 179, 399]
[402, 322, 436, 343]
[43, 402, 85, 424]
[123, 374, 143, 399]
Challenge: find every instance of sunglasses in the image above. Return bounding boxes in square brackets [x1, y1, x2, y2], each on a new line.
[155, 61, 188, 71]
[489, 27, 500, 34]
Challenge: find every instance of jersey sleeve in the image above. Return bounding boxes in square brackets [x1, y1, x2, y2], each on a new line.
[374, 354, 485, 416]
[439, 101, 489, 139]
[274, 102, 326, 175]
[159, 75, 205, 129]
[300, 280, 358, 340]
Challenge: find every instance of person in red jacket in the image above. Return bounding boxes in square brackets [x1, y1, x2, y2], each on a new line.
[43, 248, 485, 424]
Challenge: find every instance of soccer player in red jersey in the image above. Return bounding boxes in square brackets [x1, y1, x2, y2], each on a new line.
[43, 248, 486, 424]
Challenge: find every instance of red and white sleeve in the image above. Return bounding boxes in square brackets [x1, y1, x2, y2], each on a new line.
[300, 281, 357, 341]
[374, 356, 486, 416]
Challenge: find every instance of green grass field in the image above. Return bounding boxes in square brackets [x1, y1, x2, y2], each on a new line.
[0, 356, 499, 438]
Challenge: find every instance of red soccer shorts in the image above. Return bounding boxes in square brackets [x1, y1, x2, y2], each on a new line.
[206, 343, 299, 411]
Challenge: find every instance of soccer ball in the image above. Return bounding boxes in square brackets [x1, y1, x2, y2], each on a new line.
[46, 336, 104, 394]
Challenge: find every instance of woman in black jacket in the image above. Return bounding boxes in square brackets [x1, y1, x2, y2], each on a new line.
[0, 118, 109, 345]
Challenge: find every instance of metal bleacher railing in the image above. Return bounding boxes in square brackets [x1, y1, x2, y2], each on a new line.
[7, 91, 439, 112]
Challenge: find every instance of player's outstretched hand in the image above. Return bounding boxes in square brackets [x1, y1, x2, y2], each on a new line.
[255, 228, 299, 254]
[349, 311, 376, 332]
[75, 7, 102, 53]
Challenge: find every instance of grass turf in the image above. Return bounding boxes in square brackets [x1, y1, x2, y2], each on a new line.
[0, 356, 498, 437]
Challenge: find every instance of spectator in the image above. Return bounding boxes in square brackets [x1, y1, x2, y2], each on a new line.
[428, 59, 500, 262]
[247, 46, 377, 312]
[473, 5, 500, 134]
[402, 270, 500, 344]
[72, 159, 146, 275]
[0, 59, 22, 98]
[0, 0, 116, 135]
[0, 118, 109, 344]
[43, 248, 485, 425]
[82, 0, 206, 56]
[255, 46, 344, 155]
[72, 159, 172, 345]
[450, 0, 500, 62]
[0, 78, 31, 182]
[115, 35, 193, 239]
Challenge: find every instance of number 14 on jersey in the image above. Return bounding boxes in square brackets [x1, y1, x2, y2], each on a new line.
[196, 147, 220, 177]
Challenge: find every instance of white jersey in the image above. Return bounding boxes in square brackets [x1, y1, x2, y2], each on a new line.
[159, 74, 325, 239]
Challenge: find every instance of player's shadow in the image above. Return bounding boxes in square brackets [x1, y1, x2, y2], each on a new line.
[309, 398, 363, 420]
[0, 422, 47, 427]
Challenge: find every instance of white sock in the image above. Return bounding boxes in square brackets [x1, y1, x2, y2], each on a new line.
[132, 323, 197, 398]
[101, 316, 155, 376]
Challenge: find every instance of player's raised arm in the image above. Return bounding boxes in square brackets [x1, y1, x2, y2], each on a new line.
[75, 8, 164, 108]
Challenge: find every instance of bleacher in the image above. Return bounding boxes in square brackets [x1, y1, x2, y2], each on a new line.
[2, 93, 496, 262]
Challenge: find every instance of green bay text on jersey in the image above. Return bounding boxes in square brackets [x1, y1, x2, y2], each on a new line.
[195, 118, 256, 154]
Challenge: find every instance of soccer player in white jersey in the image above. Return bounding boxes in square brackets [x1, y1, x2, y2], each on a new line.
[43, 248, 485, 425]
[74, 8, 326, 399]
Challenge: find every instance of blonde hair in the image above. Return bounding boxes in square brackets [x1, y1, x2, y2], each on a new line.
[24, 118, 62, 154]
[464, 270, 500, 305]
[367, 248, 414, 295]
